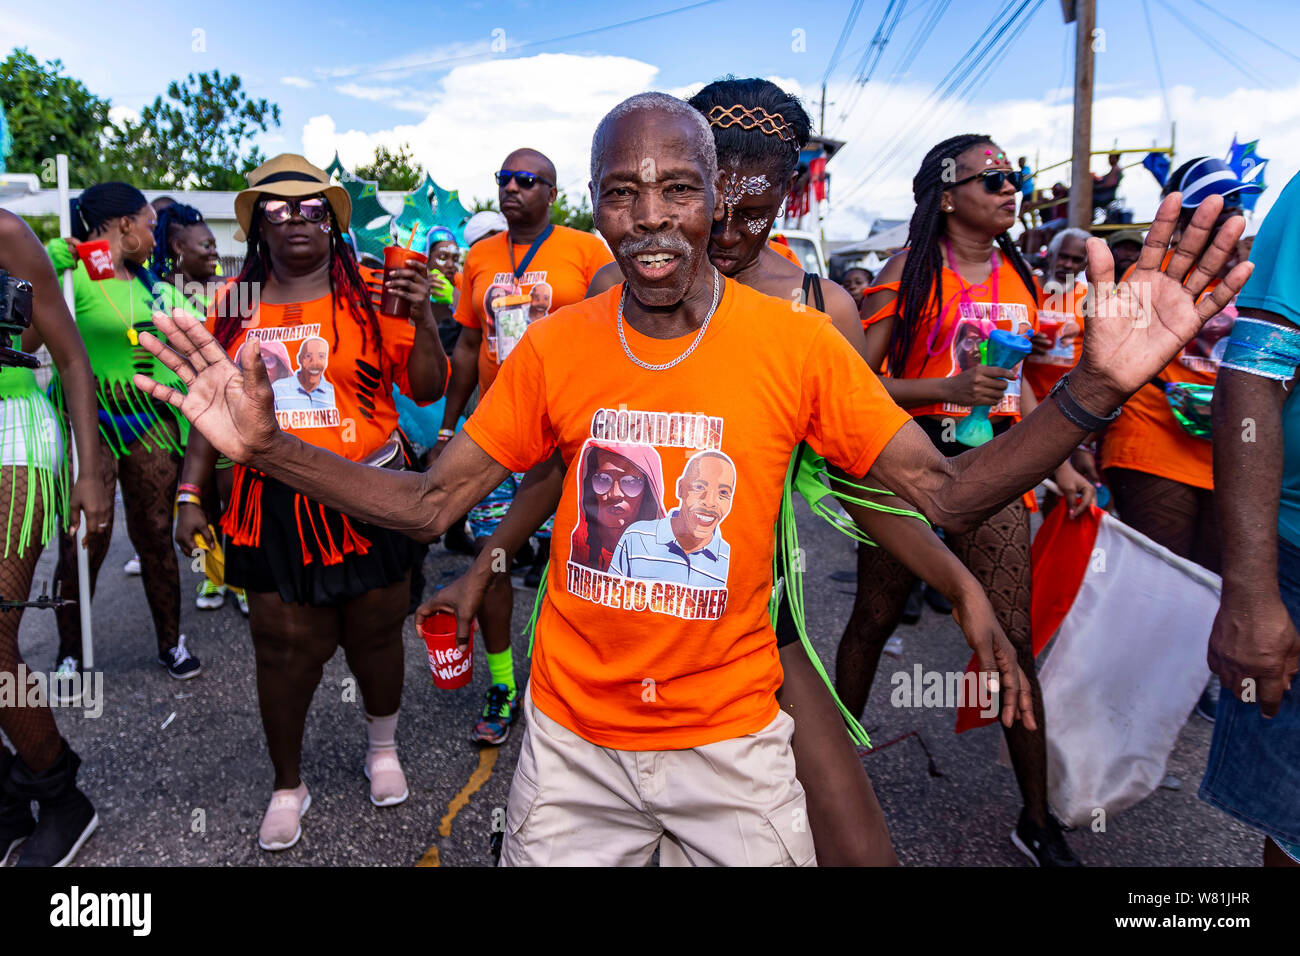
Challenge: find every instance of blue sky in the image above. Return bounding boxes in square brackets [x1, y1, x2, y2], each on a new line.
[5, 0, 1300, 234]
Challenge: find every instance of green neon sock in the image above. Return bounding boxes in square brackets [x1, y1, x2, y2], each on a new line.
[486, 649, 516, 700]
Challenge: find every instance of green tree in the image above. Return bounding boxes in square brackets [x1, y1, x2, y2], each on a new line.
[100, 71, 280, 189]
[354, 143, 422, 191]
[0, 48, 111, 185]
[471, 197, 499, 213]
[550, 192, 594, 232]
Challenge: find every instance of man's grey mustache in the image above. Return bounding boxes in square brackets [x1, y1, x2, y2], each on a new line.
[617, 235, 692, 257]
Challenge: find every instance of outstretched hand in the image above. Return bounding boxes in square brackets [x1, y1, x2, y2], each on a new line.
[131, 309, 281, 466]
[1073, 192, 1253, 410]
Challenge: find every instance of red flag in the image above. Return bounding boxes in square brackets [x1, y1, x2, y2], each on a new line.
[955, 503, 1101, 733]
[810, 156, 828, 201]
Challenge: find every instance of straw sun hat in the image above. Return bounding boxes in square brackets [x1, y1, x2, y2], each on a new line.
[233, 154, 352, 241]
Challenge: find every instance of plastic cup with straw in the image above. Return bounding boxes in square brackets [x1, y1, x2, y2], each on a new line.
[954, 329, 1034, 447]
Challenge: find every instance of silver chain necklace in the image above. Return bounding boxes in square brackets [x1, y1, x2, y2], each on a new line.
[617, 267, 720, 371]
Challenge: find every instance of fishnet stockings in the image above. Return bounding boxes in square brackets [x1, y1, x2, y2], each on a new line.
[54, 431, 181, 660]
[0, 466, 62, 773]
[1106, 467, 1221, 574]
[835, 499, 1050, 823]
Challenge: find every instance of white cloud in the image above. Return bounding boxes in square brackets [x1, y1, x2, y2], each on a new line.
[301, 50, 1300, 243]
[818, 77, 1300, 239]
[323, 39, 496, 82]
[280, 76, 316, 89]
[302, 52, 660, 202]
[108, 105, 138, 126]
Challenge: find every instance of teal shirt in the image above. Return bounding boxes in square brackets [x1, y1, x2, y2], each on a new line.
[1236, 170, 1300, 548]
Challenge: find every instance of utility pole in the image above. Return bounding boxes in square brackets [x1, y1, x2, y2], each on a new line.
[820, 82, 827, 137]
[1066, 0, 1096, 229]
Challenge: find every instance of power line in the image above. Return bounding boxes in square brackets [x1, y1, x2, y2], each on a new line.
[1191, 0, 1300, 65]
[1141, 0, 1172, 124]
[329, 0, 727, 80]
[828, 0, 912, 136]
[822, 0, 868, 87]
[1152, 0, 1273, 89]
[831, 0, 950, 140]
[835, 0, 1038, 209]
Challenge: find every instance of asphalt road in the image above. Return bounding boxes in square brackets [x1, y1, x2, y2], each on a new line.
[6, 493, 1259, 867]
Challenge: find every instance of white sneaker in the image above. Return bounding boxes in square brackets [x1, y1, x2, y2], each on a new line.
[53, 656, 83, 706]
[884, 635, 905, 657]
[123, 554, 141, 576]
[195, 580, 226, 610]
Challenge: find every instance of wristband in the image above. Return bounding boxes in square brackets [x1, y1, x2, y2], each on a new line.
[177, 482, 203, 497]
[437, 429, 455, 441]
[1049, 373, 1121, 432]
[175, 492, 203, 509]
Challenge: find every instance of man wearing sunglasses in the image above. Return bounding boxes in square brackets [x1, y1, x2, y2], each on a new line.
[434, 147, 613, 745]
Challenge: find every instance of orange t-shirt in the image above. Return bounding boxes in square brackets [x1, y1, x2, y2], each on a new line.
[1023, 280, 1087, 400]
[1100, 271, 1229, 491]
[222, 291, 416, 461]
[463, 279, 911, 750]
[769, 240, 803, 267]
[863, 253, 1039, 419]
[454, 225, 613, 393]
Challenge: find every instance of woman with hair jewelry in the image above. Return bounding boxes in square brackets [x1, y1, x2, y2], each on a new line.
[433, 80, 1025, 866]
[171, 155, 448, 851]
[147, 201, 246, 614]
[46, 182, 202, 682]
[150, 202, 222, 310]
[0, 210, 111, 867]
[846, 134, 1094, 866]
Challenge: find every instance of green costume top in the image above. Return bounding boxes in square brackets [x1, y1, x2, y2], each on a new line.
[45, 238, 194, 457]
[0, 364, 67, 556]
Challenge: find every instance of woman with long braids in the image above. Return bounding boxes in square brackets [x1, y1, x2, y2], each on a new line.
[148, 201, 246, 614]
[842, 134, 1094, 866]
[171, 155, 448, 851]
[434, 82, 1026, 866]
[45, 182, 202, 682]
[0, 210, 111, 867]
[150, 202, 222, 310]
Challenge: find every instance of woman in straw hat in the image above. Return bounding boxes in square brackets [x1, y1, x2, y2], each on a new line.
[172, 154, 449, 851]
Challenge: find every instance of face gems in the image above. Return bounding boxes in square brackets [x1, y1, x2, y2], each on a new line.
[983, 150, 1007, 166]
[745, 217, 768, 235]
[722, 171, 771, 229]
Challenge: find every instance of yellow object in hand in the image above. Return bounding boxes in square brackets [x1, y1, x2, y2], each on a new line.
[193, 527, 225, 586]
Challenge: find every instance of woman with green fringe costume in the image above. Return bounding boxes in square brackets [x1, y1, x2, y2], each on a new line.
[0, 210, 112, 867]
[45, 183, 202, 681]
[422, 78, 1021, 866]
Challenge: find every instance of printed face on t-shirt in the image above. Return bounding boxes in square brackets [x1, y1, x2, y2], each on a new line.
[591, 449, 648, 531]
[673, 451, 735, 552]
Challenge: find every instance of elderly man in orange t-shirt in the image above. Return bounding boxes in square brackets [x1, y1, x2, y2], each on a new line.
[136, 93, 1251, 867]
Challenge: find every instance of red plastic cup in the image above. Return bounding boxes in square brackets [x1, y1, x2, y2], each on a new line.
[380, 246, 428, 318]
[420, 611, 474, 690]
[79, 240, 115, 281]
[1037, 316, 1061, 347]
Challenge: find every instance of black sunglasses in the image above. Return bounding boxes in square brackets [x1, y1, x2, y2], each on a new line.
[951, 169, 1022, 193]
[495, 170, 554, 190]
[260, 197, 329, 224]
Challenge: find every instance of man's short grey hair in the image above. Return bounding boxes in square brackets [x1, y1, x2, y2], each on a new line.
[590, 92, 718, 188]
[1047, 227, 1091, 272]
